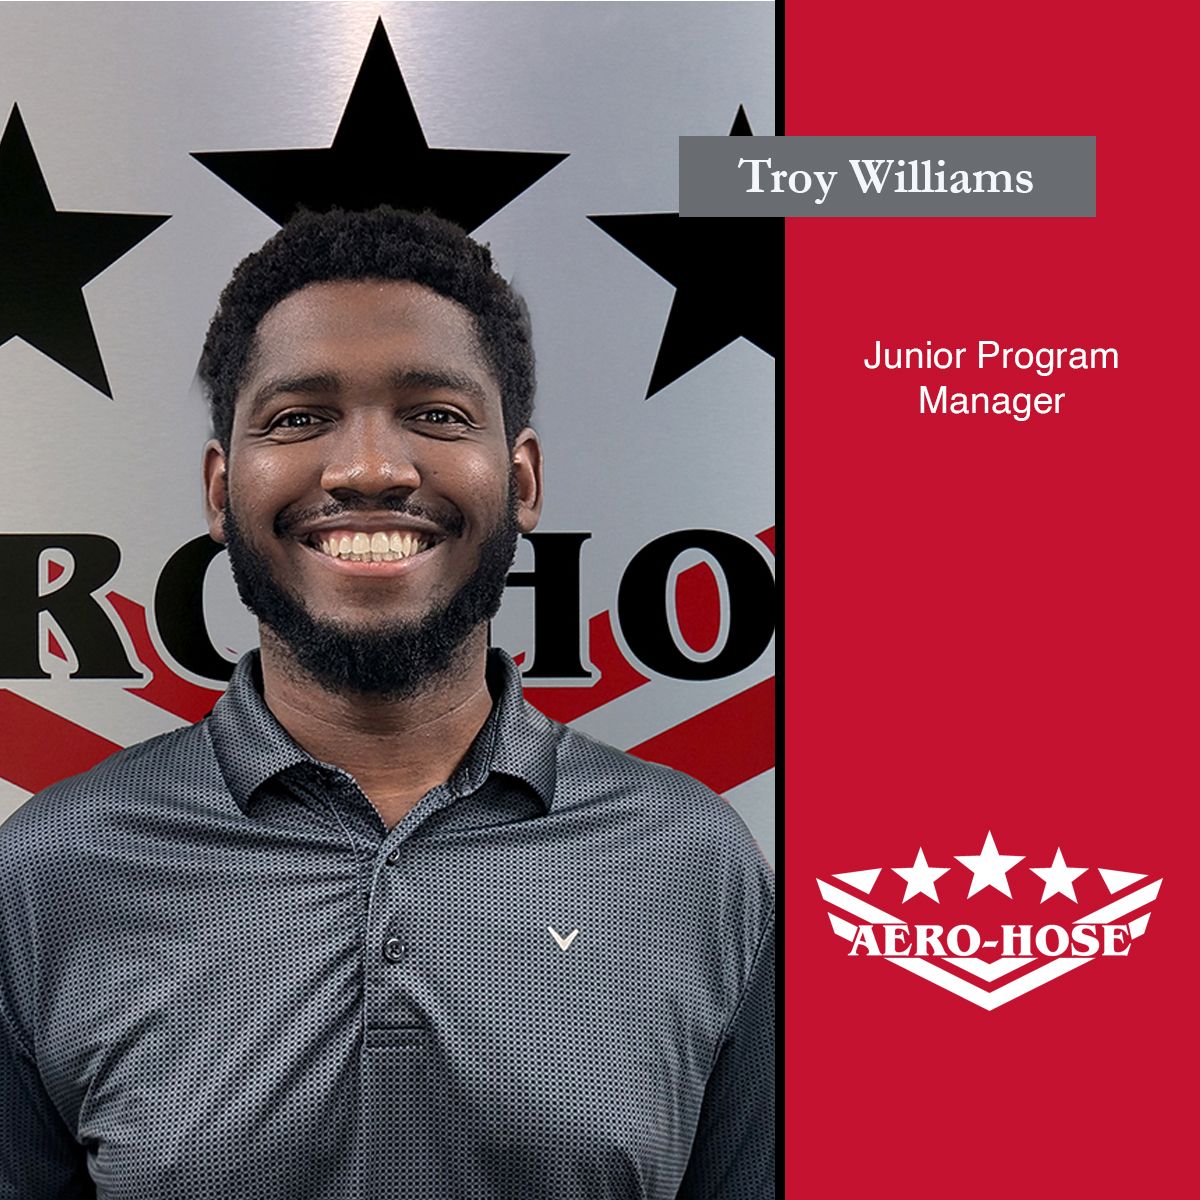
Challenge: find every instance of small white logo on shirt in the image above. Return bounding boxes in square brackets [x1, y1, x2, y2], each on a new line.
[548, 926, 579, 951]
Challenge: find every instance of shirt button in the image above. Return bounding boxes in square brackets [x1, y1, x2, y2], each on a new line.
[385, 848, 400, 865]
[383, 937, 407, 963]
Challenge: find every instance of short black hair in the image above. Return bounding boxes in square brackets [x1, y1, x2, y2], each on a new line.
[199, 207, 535, 448]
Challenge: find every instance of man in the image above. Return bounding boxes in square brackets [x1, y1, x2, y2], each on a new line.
[0, 208, 774, 1199]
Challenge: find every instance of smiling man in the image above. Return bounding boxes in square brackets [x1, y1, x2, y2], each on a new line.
[0, 208, 774, 1200]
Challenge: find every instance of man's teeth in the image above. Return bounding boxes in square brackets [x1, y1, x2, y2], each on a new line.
[316, 531, 431, 562]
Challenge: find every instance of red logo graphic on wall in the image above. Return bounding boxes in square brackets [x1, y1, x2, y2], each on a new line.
[0, 528, 775, 800]
[817, 832, 1161, 1011]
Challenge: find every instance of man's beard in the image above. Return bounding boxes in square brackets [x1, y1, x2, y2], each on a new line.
[222, 487, 518, 699]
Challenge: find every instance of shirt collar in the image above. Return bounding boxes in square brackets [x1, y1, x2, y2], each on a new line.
[208, 648, 560, 813]
[462, 648, 560, 810]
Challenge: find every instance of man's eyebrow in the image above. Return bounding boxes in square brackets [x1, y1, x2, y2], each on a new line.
[247, 372, 342, 419]
[388, 367, 490, 406]
[245, 367, 491, 419]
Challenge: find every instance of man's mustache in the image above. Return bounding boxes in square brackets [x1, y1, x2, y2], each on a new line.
[273, 495, 465, 539]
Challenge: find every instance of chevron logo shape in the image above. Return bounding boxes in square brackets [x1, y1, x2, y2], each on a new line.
[548, 926, 579, 952]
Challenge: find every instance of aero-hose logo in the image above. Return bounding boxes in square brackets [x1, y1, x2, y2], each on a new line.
[817, 832, 1161, 1011]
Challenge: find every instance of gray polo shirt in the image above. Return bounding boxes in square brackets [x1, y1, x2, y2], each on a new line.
[0, 649, 774, 1199]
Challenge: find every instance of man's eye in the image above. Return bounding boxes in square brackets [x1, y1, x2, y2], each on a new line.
[270, 412, 319, 430]
[416, 409, 466, 425]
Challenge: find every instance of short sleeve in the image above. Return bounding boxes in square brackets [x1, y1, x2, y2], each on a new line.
[677, 905, 775, 1199]
[0, 996, 92, 1199]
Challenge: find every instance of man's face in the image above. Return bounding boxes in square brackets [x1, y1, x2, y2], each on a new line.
[203, 279, 542, 696]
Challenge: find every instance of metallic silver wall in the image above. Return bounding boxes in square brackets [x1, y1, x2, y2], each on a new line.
[0, 1, 775, 862]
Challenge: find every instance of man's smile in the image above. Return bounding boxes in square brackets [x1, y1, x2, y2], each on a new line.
[298, 529, 445, 575]
[284, 504, 459, 575]
[313, 529, 435, 562]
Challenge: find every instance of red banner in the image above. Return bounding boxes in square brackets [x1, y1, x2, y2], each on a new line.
[785, 2, 1195, 1193]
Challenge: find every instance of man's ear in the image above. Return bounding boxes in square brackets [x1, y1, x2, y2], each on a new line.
[511, 428, 544, 533]
[202, 440, 228, 543]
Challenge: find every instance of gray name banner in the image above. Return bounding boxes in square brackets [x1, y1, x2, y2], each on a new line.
[679, 136, 1096, 217]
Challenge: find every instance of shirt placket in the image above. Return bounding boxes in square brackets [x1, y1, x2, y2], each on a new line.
[354, 782, 464, 1199]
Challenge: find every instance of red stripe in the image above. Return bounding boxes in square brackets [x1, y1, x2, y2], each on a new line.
[674, 558, 722, 654]
[108, 593, 224, 723]
[522, 524, 775, 724]
[627, 676, 775, 794]
[524, 611, 650, 722]
[0, 690, 122, 793]
[2, 523, 777, 795]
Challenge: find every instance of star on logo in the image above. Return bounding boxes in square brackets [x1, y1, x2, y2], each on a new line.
[588, 106, 779, 398]
[955, 831, 1024, 899]
[1029, 848, 1088, 903]
[192, 18, 567, 230]
[892, 848, 950, 903]
[0, 105, 168, 397]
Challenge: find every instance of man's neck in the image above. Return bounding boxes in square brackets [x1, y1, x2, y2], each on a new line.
[257, 628, 495, 829]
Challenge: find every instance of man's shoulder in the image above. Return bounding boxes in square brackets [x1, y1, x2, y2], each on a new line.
[542, 716, 774, 989]
[547, 716, 772, 884]
[551, 716, 732, 807]
[0, 719, 217, 857]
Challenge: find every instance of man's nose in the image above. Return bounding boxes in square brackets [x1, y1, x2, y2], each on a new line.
[319, 412, 422, 498]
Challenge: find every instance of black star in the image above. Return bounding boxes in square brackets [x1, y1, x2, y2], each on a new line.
[193, 18, 567, 230]
[589, 106, 779, 399]
[0, 105, 168, 398]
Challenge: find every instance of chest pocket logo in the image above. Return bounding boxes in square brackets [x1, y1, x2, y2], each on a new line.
[548, 925, 579, 951]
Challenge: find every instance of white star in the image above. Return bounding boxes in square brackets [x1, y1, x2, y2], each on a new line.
[1029, 848, 1087, 903]
[955, 832, 1024, 898]
[892, 848, 950, 903]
